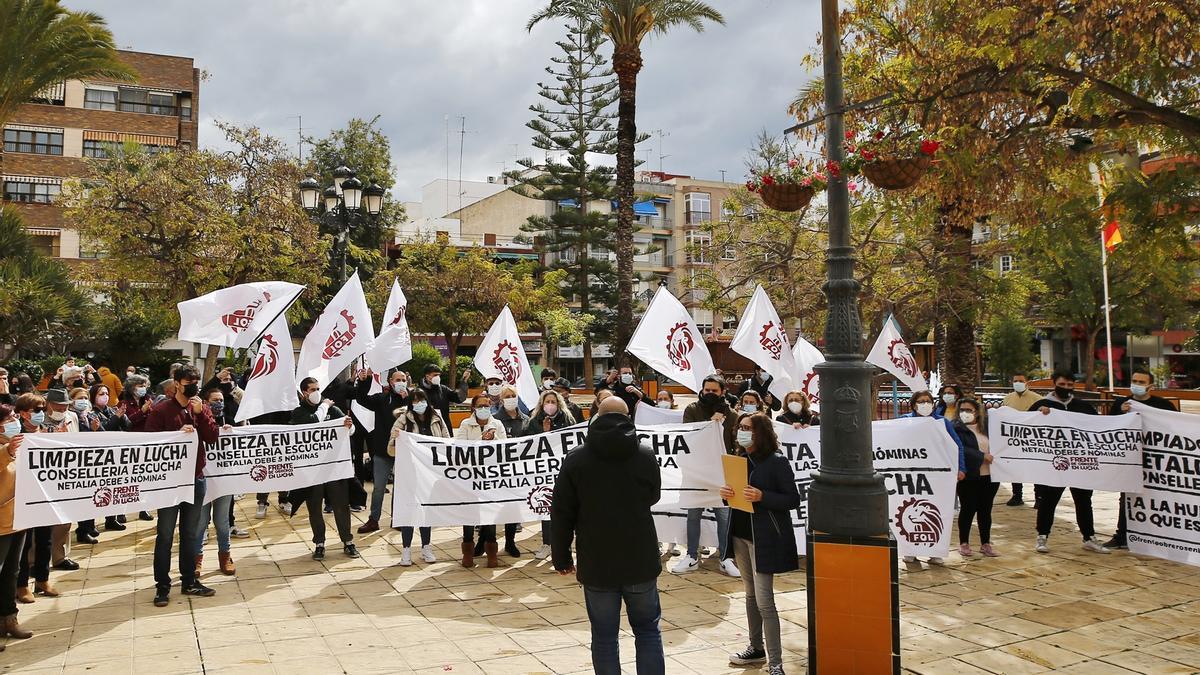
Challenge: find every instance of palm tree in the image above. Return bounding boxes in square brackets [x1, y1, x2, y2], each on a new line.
[529, 1, 724, 359]
[0, 0, 136, 129]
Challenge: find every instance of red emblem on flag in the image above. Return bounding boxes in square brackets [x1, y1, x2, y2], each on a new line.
[491, 340, 522, 385]
[665, 322, 695, 371]
[802, 371, 820, 405]
[758, 321, 785, 361]
[248, 333, 279, 381]
[887, 339, 918, 378]
[222, 298, 264, 333]
[388, 305, 407, 327]
[322, 310, 358, 360]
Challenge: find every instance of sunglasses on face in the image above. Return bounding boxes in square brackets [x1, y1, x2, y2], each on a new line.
[29, 408, 46, 413]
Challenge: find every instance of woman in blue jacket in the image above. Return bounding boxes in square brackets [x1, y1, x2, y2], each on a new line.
[719, 413, 800, 675]
[900, 390, 966, 565]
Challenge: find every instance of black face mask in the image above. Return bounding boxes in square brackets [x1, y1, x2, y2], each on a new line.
[700, 393, 721, 406]
[181, 383, 200, 398]
[1054, 386, 1073, 400]
[219, 382, 233, 393]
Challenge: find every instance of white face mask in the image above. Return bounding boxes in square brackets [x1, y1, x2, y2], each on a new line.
[73, 399, 90, 412]
[49, 409, 65, 422]
[474, 407, 492, 421]
[134, 386, 148, 398]
[787, 401, 804, 415]
[543, 379, 555, 390]
[487, 384, 503, 397]
[429, 375, 441, 387]
[1012, 381, 1027, 394]
[620, 373, 634, 385]
[736, 430, 753, 448]
[742, 404, 758, 414]
[502, 397, 519, 411]
[942, 393, 957, 405]
[306, 390, 322, 405]
[959, 411, 976, 425]
[915, 402, 934, 417]
[411, 401, 428, 415]
[392, 381, 408, 394]
[657, 400, 672, 408]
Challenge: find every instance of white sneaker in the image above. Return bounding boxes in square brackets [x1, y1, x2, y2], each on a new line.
[664, 542, 678, 556]
[671, 555, 699, 574]
[234, 494, 244, 501]
[1082, 538, 1111, 554]
[902, 556, 917, 563]
[420, 545, 436, 563]
[719, 558, 741, 578]
[534, 544, 552, 560]
[1035, 535, 1049, 553]
[282, 503, 293, 516]
[230, 527, 250, 539]
[399, 547, 413, 567]
[255, 504, 268, 519]
[928, 557, 944, 565]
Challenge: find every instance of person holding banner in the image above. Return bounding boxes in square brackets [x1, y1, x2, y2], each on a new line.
[954, 399, 999, 557]
[0, 408, 34, 645]
[1000, 373, 1042, 506]
[1031, 370, 1109, 555]
[720, 413, 800, 674]
[455, 393, 509, 568]
[655, 390, 675, 409]
[525, 390, 578, 561]
[488, 385, 527, 559]
[14, 393, 63, 604]
[194, 387, 237, 576]
[776, 391, 818, 429]
[935, 384, 963, 420]
[389, 388, 444, 566]
[353, 368, 413, 535]
[290, 378, 359, 561]
[675, 375, 739, 578]
[901, 390, 966, 565]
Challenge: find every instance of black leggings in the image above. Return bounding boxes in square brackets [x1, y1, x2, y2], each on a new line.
[957, 478, 1000, 544]
[1035, 485, 1095, 540]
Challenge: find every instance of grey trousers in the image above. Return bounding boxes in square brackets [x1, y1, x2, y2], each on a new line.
[733, 536, 782, 668]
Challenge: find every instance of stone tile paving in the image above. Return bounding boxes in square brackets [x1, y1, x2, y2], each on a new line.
[2, 485, 1198, 674]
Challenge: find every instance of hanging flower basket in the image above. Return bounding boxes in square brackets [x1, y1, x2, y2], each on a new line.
[861, 155, 932, 190]
[758, 183, 815, 212]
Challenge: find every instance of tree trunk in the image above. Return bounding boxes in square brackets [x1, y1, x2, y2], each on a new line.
[611, 43, 643, 360]
[446, 332, 460, 388]
[936, 199, 979, 389]
[583, 340, 594, 385]
[1084, 327, 1100, 390]
[202, 344, 221, 381]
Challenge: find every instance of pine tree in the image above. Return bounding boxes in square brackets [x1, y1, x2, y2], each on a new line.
[509, 15, 620, 378]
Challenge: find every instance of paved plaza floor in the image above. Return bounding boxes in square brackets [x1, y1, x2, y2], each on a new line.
[2, 485, 1199, 674]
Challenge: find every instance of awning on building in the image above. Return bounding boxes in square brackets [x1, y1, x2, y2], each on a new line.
[83, 130, 177, 146]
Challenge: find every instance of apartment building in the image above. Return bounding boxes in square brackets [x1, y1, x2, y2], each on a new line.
[2, 50, 200, 259]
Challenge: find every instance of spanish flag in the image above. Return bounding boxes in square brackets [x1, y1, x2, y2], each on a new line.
[1103, 220, 1123, 253]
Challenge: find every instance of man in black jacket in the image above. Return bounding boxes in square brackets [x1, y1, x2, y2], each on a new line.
[1104, 367, 1176, 549]
[552, 396, 664, 675]
[290, 377, 358, 561]
[737, 366, 782, 412]
[417, 364, 460, 429]
[353, 367, 411, 533]
[593, 364, 652, 420]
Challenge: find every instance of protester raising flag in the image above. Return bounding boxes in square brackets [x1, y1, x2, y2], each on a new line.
[627, 285, 715, 393]
[177, 281, 304, 349]
[731, 285, 796, 401]
[866, 314, 928, 393]
[354, 279, 414, 432]
[296, 272, 374, 389]
[474, 305, 540, 408]
[792, 335, 824, 411]
[234, 314, 297, 423]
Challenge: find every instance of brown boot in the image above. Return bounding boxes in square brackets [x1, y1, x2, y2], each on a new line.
[357, 518, 379, 534]
[194, 554, 203, 576]
[4, 614, 32, 639]
[34, 581, 59, 598]
[460, 540, 475, 568]
[218, 551, 235, 576]
[15, 587, 33, 604]
[485, 541, 499, 568]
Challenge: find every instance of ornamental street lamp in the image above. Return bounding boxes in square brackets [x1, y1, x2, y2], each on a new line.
[298, 167, 385, 286]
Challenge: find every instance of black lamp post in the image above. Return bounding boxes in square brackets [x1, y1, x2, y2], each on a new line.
[297, 166, 385, 286]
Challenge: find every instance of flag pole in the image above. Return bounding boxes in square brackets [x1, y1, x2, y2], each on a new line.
[1100, 229, 1115, 392]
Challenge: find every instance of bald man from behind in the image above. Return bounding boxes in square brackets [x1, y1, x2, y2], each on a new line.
[551, 395, 665, 674]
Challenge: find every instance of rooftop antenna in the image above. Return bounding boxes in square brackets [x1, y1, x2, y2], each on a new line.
[652, 129, 671, 176]
[444, 115, 450, 215]
[719, 169, 727, 183]
[457, 115, 469, 214]
[287, 115, 303, 163]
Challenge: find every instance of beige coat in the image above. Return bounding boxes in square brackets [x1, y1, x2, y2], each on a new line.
[0, 435, 18, 536]
[387, 409, 451, 456]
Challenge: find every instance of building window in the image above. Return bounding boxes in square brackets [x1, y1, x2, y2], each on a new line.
[721, 245, 736, 261]
[179, 95, 193, 120]
[83, 88, 117, 111]
[3, 181, 60, 204]
[722, 317, 738, 331]
[82, 139, 111, 158]
[1000, 255, 1014, 273]
[685, 231, 710, 264]
[28, 233, 60, 257]
[78, 236, 106, 259]
[116, 88, 178, 116]
[685, 192, 711, 224]
[3, 128, 63, 155]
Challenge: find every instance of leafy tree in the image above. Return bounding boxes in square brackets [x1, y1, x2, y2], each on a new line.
[402, 341, 445, 383]
[982, 311, 1038, 382]
[0, 0, 135, 129]
[0, 206, 91, 358]
[529, 0, 725, 359]
[63, 125, 329, 378]
[92, 285, 178, 371]
[508, 14, 619, 377]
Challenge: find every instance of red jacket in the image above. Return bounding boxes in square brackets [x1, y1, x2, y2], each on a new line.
[144, 396, 218, 477]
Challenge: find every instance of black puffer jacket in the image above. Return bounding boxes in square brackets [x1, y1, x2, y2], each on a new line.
[354, 378, 411, 457]
[725, 449, 801, 575]
[551, 412, 661, 587]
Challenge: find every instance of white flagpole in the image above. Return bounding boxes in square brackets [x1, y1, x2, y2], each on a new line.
[1100, 229, 1115, 392]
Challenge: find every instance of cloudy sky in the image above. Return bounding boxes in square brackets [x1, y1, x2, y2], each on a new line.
[69, 0, 821, 202]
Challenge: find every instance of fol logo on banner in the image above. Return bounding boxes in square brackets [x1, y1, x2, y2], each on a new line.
[527, 486, 554, 516]
[492, 340, 522, 385]
[249, 464, 269, 482]
[222, 293, 271, 333]
[322, 309, 358, 360]
[1052, 456, 1070, 471]
[895, 498, 943, 545]
[802, 372, 820, 405]
[248, 333, 279, 382]
[758, 321, 786, 360]
[665, 322, 696, 371]
[887, 338, 919, 378]
[94, 485, 140, 508]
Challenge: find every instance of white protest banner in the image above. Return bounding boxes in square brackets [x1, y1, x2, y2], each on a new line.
[731, 285, 797, 401]
[391, 421, 725, 527]
[474, 305, 540, 409]
[652, 508, 719, 549]
[988, 407, 1142, 492]
[775, 416, 958, 559]
[201, 419, 352, 502]
[627, 285, 715, 393]
[235, 314, 298, 423]
[177, 281, 303, 349]
[792, 336, 824, 412]
[15, 431, 197, 529]
[296, 271, 374, 389]
[1127, 403, 1200, 566]
[866, 315, 927, 393]
[635, 400, 685, 426]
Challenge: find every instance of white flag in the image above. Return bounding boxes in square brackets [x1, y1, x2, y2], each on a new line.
[366, 279, 413, 373]
[627, 285, 716, 393]
[177, 281, 303, 349]
[731, 286, 797, 401]
[296, 272, 375, 390]
[474, 306, 540, 408]
[866, 315, 928, 393]
[792, 335, 824, 412]
[234, 315, 297, 423]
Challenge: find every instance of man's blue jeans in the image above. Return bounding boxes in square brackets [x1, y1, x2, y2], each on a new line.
[154, 477, 206, 592]
[685, 506, 731, 559]
[370, 454, 394, 523]
[583, 579, 665, 675]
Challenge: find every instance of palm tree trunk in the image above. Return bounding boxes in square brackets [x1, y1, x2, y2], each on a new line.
[937, 198, 978, 389]
[612, 44, 643, 359]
